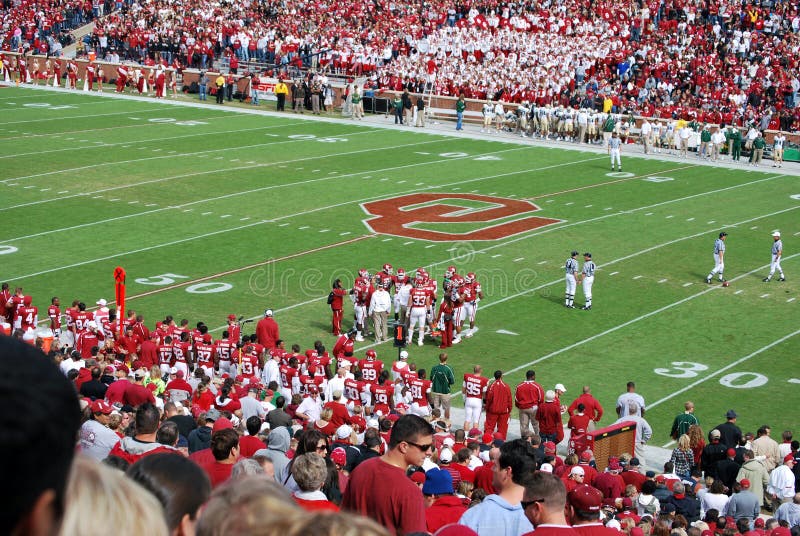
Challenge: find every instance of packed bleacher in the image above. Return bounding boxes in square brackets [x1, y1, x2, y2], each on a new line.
[4, 268, 800, 535]
[4, 0, 799, 129]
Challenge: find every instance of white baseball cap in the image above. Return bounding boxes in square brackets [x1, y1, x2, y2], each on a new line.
[264, 309, 273, 317]
[555, 383, 567, 393]
[399, 350, 409, 360]
[96, 298, 107, 306]
[772, 231, 781, 237]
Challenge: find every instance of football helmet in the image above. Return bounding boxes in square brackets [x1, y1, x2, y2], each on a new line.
[365, 349, 377, 360]
[396, 268, 405, 278]
[445, 265, 456, 278]
[465, 272, 476, 283]
[358, 268, 369, 278]
[382, 263, 393, 275]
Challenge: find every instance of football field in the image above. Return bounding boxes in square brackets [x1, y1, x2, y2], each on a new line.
[1, 86, 799, 445]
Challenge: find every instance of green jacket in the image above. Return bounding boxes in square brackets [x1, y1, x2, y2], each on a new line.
[430, 363, 455, 395]
[456, 100, 466, 113]
[393, 97, 403, 111]
[602, 115, 616, 132]
[701, 130, 711, 143]
[753, 137, 766, 149]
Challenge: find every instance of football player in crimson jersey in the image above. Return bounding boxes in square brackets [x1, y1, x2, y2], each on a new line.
[447, 274, 466, 344]
[407, 369, 433, 417]
[214, 331, 236, 376]
[157, 336, 175, 375]
[172, 332, 193, 378]
[370, 373, 395, 416]
[358, 349, 384, 384]
[47, 297, 61, 337]
[422, 272, 440, 337]
[194, 334, 216, 378]
[329, 278, 350, 336]
[461, 272, 484, 338]
[374, 263, 395, 294]
[76, 322, 101, 359]
[0, 282, 10, 324]
[350, 273, 373, 342]
[8, 287, 25, 326]
[343, 374, 364, 407]
[238, 345, 260, 383]
[307, 342, 332, 380]
[333, 329, 356, 359]
[16, 295, 38, 332]
[278, 357, 300, 400]
[462, 365, 489, 430]
[298, 365, 325, 395]
[72, 303, 94, 337]
[406, 278, 431, 346]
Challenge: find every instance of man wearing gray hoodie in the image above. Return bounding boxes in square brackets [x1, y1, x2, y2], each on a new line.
[254, 426, 291, 484]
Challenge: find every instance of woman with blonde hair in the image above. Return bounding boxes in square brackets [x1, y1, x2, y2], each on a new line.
[145, 365, 166, 397]
[670, 434, 695, 480]
[314, 407, 338, 437]
[59, 456, 169, 536]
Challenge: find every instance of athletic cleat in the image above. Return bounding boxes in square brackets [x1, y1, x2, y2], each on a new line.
[763, 277, 771, 282]
[464, 330, 474, 338]
[780, 277, 786, 282]
[581, 305, 592, 310]
[417, 341, 424, 346]
[452, 337, 461, 345]
[705, 278, 711, 284]
[355, 335, 364, 342]
[565, 304, 575, 309]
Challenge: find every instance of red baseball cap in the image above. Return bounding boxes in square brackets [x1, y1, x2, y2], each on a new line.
[227, 314, 236, 321]
[739, 479, 751, 488]
[482, 433, 493, 444]
[91, 400, 113, 414]
[568, 484, 603, 512]
[543, 441, 556, 454]
[784, 453, 796, 464]
[212, 417, 234, 433]
[580, 450, 593, 462]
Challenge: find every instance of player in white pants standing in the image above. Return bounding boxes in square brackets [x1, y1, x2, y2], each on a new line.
[579, 252, 596, 310]
[609, 131, 622, 171]
[406, 280, 430, 346]
[706, 231, 727, 283]
[564, 250, 579, 309]
[763, 231, 785, 282]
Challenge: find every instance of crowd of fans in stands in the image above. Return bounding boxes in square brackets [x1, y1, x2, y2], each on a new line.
[4, 0, 800, 129]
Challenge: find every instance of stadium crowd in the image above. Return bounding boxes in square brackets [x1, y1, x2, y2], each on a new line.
[4, 260, 800, 535]
[4, 0, 800, 131]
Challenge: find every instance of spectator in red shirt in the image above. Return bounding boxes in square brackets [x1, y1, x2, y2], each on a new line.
[567, 484, 621, 536]
[423, 467, 467, 533]
[203, 427, 240, 488]
[105, 365, 131, 405]
[515, 370, 544, 437]
[537, 390, 565, 446]
[124, 369, 157, 407]
[256, 309, 280, 350]
[341, 414, 433, 534]
[238, 416, 267, 458]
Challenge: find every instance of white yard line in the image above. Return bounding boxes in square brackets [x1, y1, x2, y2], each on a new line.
[0, 107, 167, 126]
[647, 327, 800, 410]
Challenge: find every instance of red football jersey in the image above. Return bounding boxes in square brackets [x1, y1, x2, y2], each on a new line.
[358, 359, 384, 384]
[172, 342, 191, 363]
[344, 378, 363, 403]
[239, 354, 258, 378]
[298, 374, 323, 395]
[408, 288, 429, 308]
[371, 383, 393, 412]
[279, 365, 299, 391]
[463, 374, 488, 399]
[73, 311, 93, 333]
[47, 305, 61, 330]
[215, 340, 235, 362]
[194, 342, 215, 367]
[18, 306, 38, 331]
[157, 344, 173, 366]
[408, 378, 431, 405]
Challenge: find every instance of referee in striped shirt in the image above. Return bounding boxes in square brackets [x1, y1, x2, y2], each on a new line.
[565, 251, 579, 309]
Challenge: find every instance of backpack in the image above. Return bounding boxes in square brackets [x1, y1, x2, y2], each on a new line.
[641, 495, 658, 516]
[327, 291, 335, 305]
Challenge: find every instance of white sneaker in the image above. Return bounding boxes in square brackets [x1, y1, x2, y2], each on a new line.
[452, 337, 461, 345]
[355, 335, 364, 342]
[464, 330, 474, 338]
[418, 341, 424, 346]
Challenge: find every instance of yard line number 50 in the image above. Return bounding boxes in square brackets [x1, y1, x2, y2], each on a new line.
[135, 273, 232, 294]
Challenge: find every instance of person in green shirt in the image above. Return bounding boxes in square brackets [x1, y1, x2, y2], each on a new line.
[351, 89, 363, 120]
[393, 94, 403, 124]
[456, 94, 466, 131]
[727, 126, 742, 161]
[430, 353, 456, 420]
[602, 113, 616, 149]
[750, 131, 766, 166]
[699, 126, 712, 158]
[670, 401, 699, 439]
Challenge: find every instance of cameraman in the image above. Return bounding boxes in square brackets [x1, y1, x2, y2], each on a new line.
[328, 279, 349, 336]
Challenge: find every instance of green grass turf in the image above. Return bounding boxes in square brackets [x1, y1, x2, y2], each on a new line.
[1, 86, 799, 445]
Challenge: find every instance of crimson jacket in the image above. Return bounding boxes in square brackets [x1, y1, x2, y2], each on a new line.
[485, 379, 512, 414]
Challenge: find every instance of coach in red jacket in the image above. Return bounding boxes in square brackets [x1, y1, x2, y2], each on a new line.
[537, 390, 565, 445]
[256, 309, 279, 350]
[484, 370, 512, 440]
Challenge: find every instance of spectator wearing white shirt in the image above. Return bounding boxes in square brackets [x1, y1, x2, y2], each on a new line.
[368, 284, 392, 343]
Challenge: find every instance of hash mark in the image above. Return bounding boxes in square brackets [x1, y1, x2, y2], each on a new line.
[734, 290, 744, 295]
[340, 232, 351, 236]
[319, 229, 330, 233]
[633, 275, 643, 280]
[201, 212, 212, 216]
[788, 298, 796, 303]
[182, 209, 193, 212]
[665, 215, 674, 219]
[298, 225, 310, 229]
[108, 198, 120, 202]
[682, 282, 693, 287]
[24, 185, 36, 189]
[546, 200, 554, 203]
[645, 212, 653, 216]
[584, 204, 593, 208]
[537, 261, 548, 265]
[39, 188, 50, 192]
[128, 200, 139, 204]
[565, 202, 574, 206]
[279, 223, 289, 227]
[312, 169, 320, 172]
[403, 241, 414, 245]
[92, 195, 103, 199]
[220, 214, 232, 219]
[240, 217, 250, 221]
[609, 271, 619, 276]
[514, 257, 525, 262]
[658, 279, 668, 283]
[687, 218, 695, 221]
[425, 244, 436, 249]
[750, 226, 758, 230]
[382, 238, 393, 242]
[397, 180, 406, 184]
[760, 294, 770, 298]
[58, 190, 69, 194]
[604, 207, 613, 211]
[708, 220, 716, 224]
[492, 254, 502, 258]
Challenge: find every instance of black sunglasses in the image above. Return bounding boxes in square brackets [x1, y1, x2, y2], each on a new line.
[405, 441, 433, 452]
[520, 498, 546, 509]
